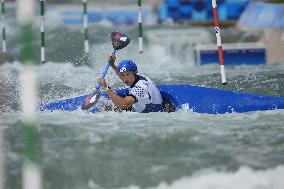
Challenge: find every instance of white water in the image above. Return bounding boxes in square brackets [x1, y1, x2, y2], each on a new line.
[1, 3, 284, 189]
[120, 166, 284, 189]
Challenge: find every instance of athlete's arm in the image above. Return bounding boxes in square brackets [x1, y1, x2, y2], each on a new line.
[106, 89, 136, 110]
[109, 55, 123, 80]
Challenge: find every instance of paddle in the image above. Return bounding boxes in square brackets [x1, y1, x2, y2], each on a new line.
[81, 31, 130, 110]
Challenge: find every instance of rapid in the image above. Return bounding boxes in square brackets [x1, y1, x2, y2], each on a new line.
[1, 3, 284, 189]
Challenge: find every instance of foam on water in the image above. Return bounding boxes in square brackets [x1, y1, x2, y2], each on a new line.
[1, 107, 284, 189]
[1, 3, 284, 189]
[1, 59, 284, 112]
[119, 165, 284, 189]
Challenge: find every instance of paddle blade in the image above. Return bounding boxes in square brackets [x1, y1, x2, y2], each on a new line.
[81, 90, 101, 110]
[111, 32, 130, 50]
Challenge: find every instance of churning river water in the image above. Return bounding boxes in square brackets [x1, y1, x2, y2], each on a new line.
[1, 3, 284, 189]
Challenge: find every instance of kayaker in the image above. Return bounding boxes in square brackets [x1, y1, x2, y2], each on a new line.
[98, 55, 167, 113]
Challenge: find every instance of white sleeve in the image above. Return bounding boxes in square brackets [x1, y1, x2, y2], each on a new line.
[130, 85, 151, 104]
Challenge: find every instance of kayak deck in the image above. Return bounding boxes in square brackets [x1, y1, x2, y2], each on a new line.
[39, 84, 284, 114]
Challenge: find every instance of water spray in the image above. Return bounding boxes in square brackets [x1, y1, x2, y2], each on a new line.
[0, 120, 4, 189]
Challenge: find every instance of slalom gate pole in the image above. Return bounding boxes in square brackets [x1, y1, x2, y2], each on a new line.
[17, 0, 42, 188]
[212, 0, 227, 84]
[1, 0, 6, 54]
[83, 0, 89, 54]
[40, 0, 45, 63]
[137, 0, 143, 53]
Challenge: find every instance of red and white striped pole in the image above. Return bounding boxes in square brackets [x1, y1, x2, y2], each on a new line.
[212, 0, 227, 85]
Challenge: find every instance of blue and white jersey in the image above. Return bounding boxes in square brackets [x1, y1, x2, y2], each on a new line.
[128, 74, 164, 113]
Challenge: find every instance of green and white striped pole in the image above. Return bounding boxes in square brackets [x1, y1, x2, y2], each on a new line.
[40, 0, 45, 63]
[137, 0, 143, 53]
[1, 0, 6, 54]
[83, 0, 89, 54]
[17, 0, 42, 189]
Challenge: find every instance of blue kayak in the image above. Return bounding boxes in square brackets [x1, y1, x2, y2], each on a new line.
[39, 84, 284, 114]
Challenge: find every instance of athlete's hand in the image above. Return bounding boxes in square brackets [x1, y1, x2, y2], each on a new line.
[97, 78, 107, 89]
[108, 54, 116, 66]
